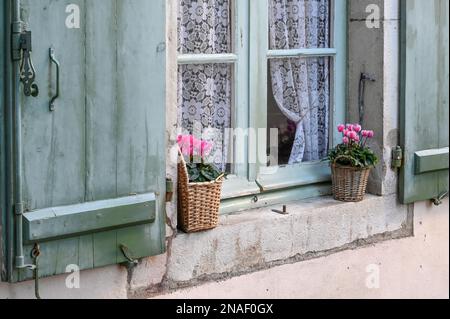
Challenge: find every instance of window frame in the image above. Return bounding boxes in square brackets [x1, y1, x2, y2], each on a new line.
[177, 0, 259, 199]
[177, 0, 348, 211]
[250, 0, 348, 191]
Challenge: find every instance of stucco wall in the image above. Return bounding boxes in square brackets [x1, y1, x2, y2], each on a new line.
[0, 0, 445, 299]
[347, 0, 401, 196]
[155, 199, 448, 299]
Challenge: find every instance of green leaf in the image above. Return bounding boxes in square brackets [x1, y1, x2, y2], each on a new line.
[185, 161, 226, 183]
[327, 142, 379, 168]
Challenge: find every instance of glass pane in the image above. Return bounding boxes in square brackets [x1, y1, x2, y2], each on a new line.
[178, 64, 233, 172]
[267, 57, 331, 166]
[178, 0, 232, 54]
[269, 0, 331, 50]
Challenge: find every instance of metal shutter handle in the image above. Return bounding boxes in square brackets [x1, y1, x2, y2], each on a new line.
[49, 47, 60, 112]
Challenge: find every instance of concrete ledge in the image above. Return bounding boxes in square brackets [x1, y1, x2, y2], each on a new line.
[166, 195, 411, 286]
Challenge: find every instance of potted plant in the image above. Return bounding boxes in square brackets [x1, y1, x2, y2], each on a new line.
[327, 124, 379, 202]
[177, 135, 225, 233]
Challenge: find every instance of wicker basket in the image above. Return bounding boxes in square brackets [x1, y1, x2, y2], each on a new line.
[177, 154, 224, 233]
[331, 164, 371, 202]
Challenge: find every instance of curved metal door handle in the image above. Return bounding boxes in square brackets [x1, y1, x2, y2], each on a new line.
[49, 48, 60, 112]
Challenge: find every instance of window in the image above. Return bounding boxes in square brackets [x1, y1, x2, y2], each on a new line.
[177, 0, 347, 208]
[177, 0, 246, 174]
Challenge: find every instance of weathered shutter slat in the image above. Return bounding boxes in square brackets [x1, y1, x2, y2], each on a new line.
[115, 0, 166, 197]
[78, 235, 94, 269]
[21, 0, 87, 210]
[85, 0, 119, 201]
[400, 0, 449, 204]
[414, 148, 449, 175]
[23, 194, 156, 243]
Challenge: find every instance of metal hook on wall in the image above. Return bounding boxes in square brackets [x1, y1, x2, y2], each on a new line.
[358, 73, 376, 124]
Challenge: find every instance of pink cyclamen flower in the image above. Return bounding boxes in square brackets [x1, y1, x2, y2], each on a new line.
[178, 135, 196, 157]
[201, 140, 213, 156]
[361, 130, 369, 137]
[178, 134, 214, 158]
[353, 124, 362, 133]
[367, 130, 375, 138]
[346, 124, 354, 131]
[343, 137, 350, 144]
[354, 135, 361, 143]
[338, 124, 346, 133]
[348, 131, 358, 140]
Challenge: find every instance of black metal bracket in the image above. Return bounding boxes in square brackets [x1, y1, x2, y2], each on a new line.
[166, 178, 174, 202]
[432, 191, 448, 206]
[272, 205, 289, 215]
[358, 73, 376, 124]
[120, 244, 139, 270]
[392, 146, 403, 169]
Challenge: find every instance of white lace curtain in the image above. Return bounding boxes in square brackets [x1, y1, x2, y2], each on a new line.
[269, 0, 330, 164]
[178, 0, 232, 171]
[178, 0, 331, 169]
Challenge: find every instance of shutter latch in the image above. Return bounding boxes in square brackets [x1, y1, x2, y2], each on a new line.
[12, 22, 39, 97]
[432, 191, 448, 206]
[166, 178, 174, 202]
[392, 146, 403, 169]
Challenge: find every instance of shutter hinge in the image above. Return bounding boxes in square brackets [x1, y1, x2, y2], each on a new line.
[11, 21, 24, 61]
[14, 202, 25, 215]
[392, 146, 403, 169]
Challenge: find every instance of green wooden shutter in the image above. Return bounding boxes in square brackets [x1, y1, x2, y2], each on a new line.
[0, 1, 6, 281]
[400, 0, 449, 204]
[2, 0, 166, 283]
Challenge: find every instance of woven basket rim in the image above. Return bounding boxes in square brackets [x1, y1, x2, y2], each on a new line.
[331, 163, 373, 171]
[186, 178, 224, 186]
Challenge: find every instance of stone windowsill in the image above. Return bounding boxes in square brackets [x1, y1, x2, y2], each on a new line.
[166, 194, 411, 285]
